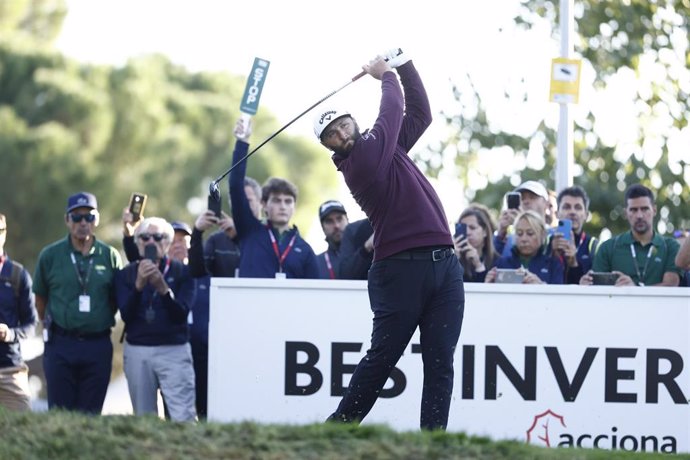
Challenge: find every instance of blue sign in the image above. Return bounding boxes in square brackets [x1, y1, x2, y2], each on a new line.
[240, 57, 270, 115]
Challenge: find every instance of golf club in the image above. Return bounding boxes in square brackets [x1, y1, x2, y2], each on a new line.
[208, 49, 402, 200]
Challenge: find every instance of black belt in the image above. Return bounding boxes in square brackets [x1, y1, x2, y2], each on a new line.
[52, 324, 111, 340]
[387, 246, 454, 262]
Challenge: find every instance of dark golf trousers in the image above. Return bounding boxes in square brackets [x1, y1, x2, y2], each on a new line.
[44, 332, 113, 414]
[328, 247, 465, 430]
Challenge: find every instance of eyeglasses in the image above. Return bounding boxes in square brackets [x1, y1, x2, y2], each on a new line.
[138, 233, 166, 242]
[70, 213, 97, 223]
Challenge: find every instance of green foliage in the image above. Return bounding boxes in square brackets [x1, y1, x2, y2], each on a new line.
[0, 27, 336, 272]
[426, 0, 689, 237]
[0, 0, 67, 46]
[0, 409, 677, 460]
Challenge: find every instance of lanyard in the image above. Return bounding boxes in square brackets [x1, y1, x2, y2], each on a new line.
[70, 252, 94, 295]
[574, 231, 586, 252]
[146, 258, 172, 320]
[629, 244, 653, 286]
[324, 252, 335, 280]
[268, 227, 297, 273]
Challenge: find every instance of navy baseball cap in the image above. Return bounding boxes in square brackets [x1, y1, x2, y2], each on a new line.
[171, 221, 192, 236]
[66, 192, 98, 213]
[318, 200, 347, 221]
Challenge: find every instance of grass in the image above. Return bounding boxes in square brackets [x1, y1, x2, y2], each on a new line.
[0, 409, 685, 460]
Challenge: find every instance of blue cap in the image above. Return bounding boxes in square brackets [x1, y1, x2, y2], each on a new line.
[66, 192, 98, 213]
[170, 221, 192, 236]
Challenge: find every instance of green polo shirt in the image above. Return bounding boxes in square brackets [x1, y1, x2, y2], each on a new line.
[592, 230, 681, 286]
[33, 235, 123, 333]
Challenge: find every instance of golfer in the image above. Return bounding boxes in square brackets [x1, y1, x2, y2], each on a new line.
[313, 50, 465, 430]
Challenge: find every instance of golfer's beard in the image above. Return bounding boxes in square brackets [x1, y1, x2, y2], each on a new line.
[332, 130, 361, 157]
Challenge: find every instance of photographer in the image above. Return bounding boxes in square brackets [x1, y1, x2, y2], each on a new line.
[454, 204, 498, 283]
[485, 210, 564, 285]
[114, 217, 196, 421]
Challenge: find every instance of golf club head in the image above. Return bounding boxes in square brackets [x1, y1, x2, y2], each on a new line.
[208, 181, 221, 202]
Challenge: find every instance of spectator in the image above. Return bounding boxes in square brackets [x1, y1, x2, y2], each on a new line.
[0, 213, 37, 411]
[674, 230, 690, 286]
[33, 192, 123, 414]
[229, 119, 319, 279]
[552, 186, 599, 284]
[583, 184, 681, 286]
[486, 210, 564, 284]
[169, 221, 192, 265]
[114, 217, 196, 421]
[188, 177, 262, 279]
[338, 218, 374, 280]
[313, 51, 464, 430]
[316, 200, 349, 279]
[545, 189, 559, 228]
[453, 204, 498, 283]
[495, 180, 551, 257]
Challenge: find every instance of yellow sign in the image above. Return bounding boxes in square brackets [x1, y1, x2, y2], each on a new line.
[549, 58, 582, 104]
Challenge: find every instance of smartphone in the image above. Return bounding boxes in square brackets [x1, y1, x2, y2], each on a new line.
[556, 219, 572, 241]
[208, 194, 222, 218]
[454, 222, 467, 239]
[144, 244, 158, 262]
[591, 272, 620, 285]
[495, 268, 525, 284]
[129, 193, 147, 222]
[506, 192, 521, 210]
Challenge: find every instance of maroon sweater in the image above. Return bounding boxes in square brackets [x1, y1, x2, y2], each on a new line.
[332, 62, 452, 262]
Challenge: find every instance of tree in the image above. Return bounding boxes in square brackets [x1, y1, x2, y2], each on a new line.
[425, 0, 689, 237]
[0, 23, 336, 273]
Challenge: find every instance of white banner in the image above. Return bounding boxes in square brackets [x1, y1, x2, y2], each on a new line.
[208, 279, 690, 454]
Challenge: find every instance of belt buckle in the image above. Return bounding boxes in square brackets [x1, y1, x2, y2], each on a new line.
[432, 248, 444, 262]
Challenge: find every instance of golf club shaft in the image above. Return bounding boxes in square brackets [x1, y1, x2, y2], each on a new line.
[210, 70, 367, 189]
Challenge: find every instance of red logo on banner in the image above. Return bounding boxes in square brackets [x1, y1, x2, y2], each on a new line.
[526, 409, 567, 447]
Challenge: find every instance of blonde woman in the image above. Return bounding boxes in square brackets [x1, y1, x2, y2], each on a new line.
[486, 210, 564, 284]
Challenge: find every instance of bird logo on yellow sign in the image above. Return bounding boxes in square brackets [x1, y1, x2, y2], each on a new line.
[549, 58, 582, 104]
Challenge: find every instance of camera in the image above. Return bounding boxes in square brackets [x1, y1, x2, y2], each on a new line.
[144, 244, 158, 262]
[208, 194, 222, 218]
[454, 222, 467, 239]
[129, 193, 147, 222]
[506, 192, 521, 210]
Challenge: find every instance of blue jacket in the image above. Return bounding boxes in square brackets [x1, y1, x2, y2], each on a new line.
[316, 243, 341, 279]
[0, 257, 37, 367]
[115, 257, 194, 346]
[189, 275, 210, 345]
[229, 141, 319, 279]
[496, 246, 565, 284]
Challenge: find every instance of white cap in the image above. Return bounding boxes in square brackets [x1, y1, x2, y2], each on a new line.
[313, 107, 351, 140]
[514, 180, 549, 200]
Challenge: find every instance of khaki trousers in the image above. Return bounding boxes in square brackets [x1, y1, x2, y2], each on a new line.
[0, 364, 31, 411]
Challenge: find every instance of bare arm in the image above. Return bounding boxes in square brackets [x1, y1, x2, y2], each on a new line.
[675, 237, 690, 270]
[654, 272, 680, 287]
[35, 294, 47, 321]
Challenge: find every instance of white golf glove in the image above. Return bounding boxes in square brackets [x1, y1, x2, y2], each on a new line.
[382, 48, 410, 68]
[234, 115, 252, 142]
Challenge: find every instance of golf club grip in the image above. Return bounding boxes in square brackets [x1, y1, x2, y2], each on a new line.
[352, 70, 366, 81]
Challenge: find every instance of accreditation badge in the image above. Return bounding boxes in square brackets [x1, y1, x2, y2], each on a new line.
[78, 295, 91, 313]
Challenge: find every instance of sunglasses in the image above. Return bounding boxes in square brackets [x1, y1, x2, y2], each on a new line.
[138, 233, 166, 242]
[70, 213, 97, 223]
